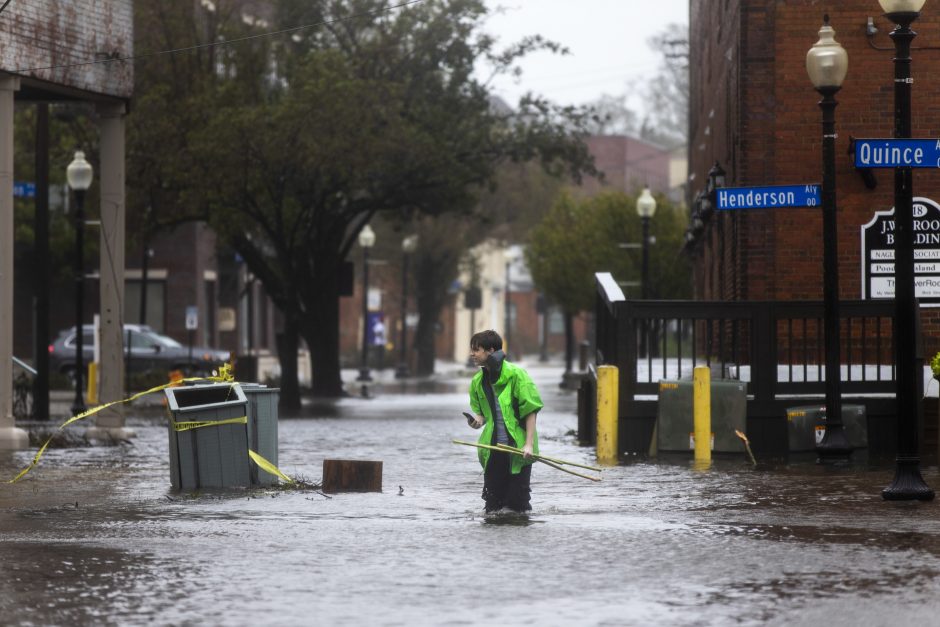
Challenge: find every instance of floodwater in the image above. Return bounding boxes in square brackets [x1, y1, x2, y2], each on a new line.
[2, 363, 940, 626]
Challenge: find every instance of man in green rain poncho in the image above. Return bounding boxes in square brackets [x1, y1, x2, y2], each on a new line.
[466, 329, 544, 513]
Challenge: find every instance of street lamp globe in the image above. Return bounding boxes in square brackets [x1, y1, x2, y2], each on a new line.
[358, 223, 376, 248]
[66, 151, 93, 191]
[636, 188, 657, 219]
[402, 234, 418, 253]
[879, 0, 927, 15]
[806, 16, 848, 89]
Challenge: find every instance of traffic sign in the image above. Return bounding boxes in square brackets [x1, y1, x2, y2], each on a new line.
[715, 184, 820, 211]
[854, 138, 940, 169]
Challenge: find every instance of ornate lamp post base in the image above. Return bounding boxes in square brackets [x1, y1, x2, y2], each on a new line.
[356, 367, 373, 383]
[882, 457, 935, 501]
[815, 424, 853, 462]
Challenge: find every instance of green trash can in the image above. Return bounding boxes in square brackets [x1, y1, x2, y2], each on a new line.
[786, 404, 868, 452]
[656, 379, 747, 453]
[165, 383, 250, 490]
[240, 383, 280, 487]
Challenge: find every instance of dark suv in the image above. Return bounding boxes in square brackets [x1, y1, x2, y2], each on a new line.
[49, 323, 231, 382]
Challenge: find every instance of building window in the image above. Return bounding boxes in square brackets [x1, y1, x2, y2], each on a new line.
[549, 309, 564, 334]
[125, 280, 166, 333]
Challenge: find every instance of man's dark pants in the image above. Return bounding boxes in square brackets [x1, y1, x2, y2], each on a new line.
[482, 450, 532, 513]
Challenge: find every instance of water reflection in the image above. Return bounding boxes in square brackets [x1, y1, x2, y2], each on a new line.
[0, 542, 183, 625]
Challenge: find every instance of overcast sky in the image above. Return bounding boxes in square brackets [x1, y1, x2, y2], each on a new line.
[479, 0, 689, 115]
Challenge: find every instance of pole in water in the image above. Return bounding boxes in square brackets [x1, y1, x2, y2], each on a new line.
[596, 365, 619, 465]
[693, 366, 711, 464]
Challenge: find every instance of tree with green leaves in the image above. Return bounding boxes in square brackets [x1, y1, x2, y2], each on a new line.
[407, 161, 568, 375]
[526, 189, 690, 371]
[132, 0, 595, 402]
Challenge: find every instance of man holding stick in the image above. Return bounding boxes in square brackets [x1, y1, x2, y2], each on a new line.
[467, 330, 543, 513]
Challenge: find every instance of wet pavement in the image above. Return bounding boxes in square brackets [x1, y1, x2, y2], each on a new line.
[2, 361, 940, 626]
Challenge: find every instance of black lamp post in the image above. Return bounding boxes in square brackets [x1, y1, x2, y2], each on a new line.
[807, 15, 853, 461]
[357, 224, 376, 383]
[67, 151, 93, 417]
[504, 248, 515, 359]
[879, 0, 934, 500]
[395, 234, 417, 379]
[636, 188, 656, 358]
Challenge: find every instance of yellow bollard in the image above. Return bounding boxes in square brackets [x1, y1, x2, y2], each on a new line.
[86, 362, 99, 406]
[693, 366, 711, 463]
[596, 365, 619, 464]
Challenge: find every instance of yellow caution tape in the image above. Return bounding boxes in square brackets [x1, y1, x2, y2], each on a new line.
[172, 416, 247, 432]
[249, 450, 294, 484]
[7, 365, 237, 484]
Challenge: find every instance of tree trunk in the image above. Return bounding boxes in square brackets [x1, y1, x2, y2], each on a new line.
[414, 310, 437, 376]
[564, 312, 574, 374]
[413, 257, 452, 377]
[303, 277, 345, 397]
[276, 318, 301, 411]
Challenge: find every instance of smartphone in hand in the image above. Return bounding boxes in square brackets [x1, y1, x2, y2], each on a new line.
[463, 412, 477, 427]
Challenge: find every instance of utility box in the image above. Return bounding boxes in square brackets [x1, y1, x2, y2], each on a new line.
[165, 383, 250, 490]
[656, 379, 747, 453]
[786, 404, 868, 452]
[240, 383, 280, 487]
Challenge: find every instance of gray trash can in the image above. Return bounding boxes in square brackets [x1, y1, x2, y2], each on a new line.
[240, 383, 280, 487]
[165, 383, 250, 490]
[656, 379, 747, 453]
[786, 404, 868, 452]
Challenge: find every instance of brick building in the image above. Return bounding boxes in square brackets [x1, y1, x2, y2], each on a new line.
[688, 1, 940, 352]
[579, 135, 673, 198]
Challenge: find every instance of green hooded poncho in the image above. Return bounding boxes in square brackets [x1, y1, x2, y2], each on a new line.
[469, 359, 544, 474]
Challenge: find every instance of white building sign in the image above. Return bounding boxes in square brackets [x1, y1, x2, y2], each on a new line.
[861, 197, 940, 305]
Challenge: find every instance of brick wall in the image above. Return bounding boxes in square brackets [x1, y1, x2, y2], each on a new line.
[0, 0, 133, 98]
[690, 0, 940, 353]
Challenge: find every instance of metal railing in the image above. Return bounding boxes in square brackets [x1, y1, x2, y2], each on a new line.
[591, 272, 900, 455]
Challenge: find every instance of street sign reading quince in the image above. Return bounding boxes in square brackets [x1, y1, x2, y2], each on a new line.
[854, 139, 940, 168]
[861, 197, 940, 305]
[715, 185, 821, 211]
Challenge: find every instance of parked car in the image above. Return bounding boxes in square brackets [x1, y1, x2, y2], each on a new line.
[49, 323, 231, 383]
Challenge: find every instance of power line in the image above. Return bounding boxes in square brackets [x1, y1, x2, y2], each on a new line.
[0, 1, 13, 17]
[14, 0, 424, 74]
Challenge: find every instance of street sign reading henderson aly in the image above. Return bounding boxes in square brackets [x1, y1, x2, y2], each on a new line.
[861, 197, 940, 306]
[715, 184, 820, 210]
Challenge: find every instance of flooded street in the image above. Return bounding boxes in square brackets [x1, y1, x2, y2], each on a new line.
[2, 362, 940, 626]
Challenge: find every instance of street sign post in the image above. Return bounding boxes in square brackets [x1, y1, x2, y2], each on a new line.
[715, 184, 821, 211]
[185, 306, 198, 368]
[854, 138, 940, 169]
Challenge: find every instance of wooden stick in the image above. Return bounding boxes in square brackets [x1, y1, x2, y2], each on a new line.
[531, 456, 602, 482]
[452, 439, 601, 482]
[734, 430, 758, 467]
[493, 443, 604, 472]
